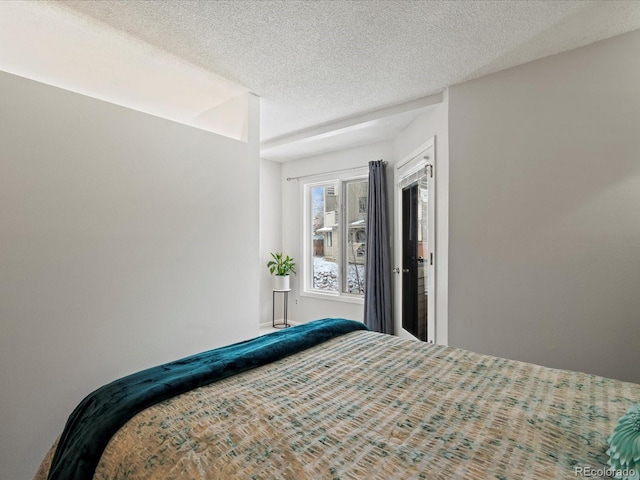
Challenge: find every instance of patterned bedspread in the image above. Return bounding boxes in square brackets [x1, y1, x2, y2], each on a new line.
[35, 331, 640, 479]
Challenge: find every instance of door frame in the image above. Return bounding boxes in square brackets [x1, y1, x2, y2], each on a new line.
[394, 137, 436, 342]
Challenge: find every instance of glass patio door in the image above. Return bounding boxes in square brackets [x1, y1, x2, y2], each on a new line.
[395, 143, 435, 342]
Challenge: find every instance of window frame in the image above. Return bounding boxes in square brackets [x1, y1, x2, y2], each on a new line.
[301, 169, 368, 304]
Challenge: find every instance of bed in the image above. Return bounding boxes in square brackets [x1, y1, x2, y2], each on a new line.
[35, 319, 640, 480]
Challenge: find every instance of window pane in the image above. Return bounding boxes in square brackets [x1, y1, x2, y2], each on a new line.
[311, 184, 339, 292]
[345, 180, 368, 294]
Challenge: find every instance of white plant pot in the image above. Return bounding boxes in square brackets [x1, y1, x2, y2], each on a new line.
[273, 275, 290, 291]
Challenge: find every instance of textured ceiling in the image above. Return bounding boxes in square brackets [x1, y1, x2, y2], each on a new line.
[9, 0, 640, 160]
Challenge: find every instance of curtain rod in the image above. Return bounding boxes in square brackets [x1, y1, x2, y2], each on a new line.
[286, 160, 387, 182]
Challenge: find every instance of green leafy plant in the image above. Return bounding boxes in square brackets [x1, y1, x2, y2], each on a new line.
[267, 252, 296, 276]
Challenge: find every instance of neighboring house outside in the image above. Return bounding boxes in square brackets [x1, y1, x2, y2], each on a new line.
[315, 182, 367, 265]
[316, 185, 339, 261]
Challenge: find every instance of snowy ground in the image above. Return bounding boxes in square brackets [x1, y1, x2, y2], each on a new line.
[313, 256, 365, 294]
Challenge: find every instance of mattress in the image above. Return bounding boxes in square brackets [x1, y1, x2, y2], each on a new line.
[35, 327, 640, 479]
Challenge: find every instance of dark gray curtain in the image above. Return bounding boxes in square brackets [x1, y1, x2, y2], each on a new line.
[364, 160, 393, 334]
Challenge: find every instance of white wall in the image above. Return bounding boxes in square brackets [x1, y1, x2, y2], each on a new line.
[279, 110, 449, 336]
[447, 30, 640, 383]
[281, 141, 394, 324]
[0, 72, 260, 480]
[259, 157, 283, 324]
[392, 97, 449, 345]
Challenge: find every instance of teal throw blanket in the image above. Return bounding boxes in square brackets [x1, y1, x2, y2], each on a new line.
[47, 318, 367, 480]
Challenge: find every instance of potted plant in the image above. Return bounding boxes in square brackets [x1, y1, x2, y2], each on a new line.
[267, 252, 296, 291]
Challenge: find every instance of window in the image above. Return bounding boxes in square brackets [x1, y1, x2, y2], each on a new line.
[345, 180, 368, 294]
[304, 175, 368, 299]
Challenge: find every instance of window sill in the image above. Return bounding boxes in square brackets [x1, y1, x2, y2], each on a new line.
[300, 290, 364, 305]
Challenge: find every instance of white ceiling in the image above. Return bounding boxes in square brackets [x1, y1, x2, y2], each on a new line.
[4, 0, 640, 161]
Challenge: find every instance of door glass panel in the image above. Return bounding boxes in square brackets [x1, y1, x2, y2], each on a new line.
[401, 185, 419, 338]
[402, 174, 429, 341]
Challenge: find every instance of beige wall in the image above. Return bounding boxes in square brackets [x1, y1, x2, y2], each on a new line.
[0, 72, 260, 480]
[278, 104, 449, 335]
[447, 30, 640, 383]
